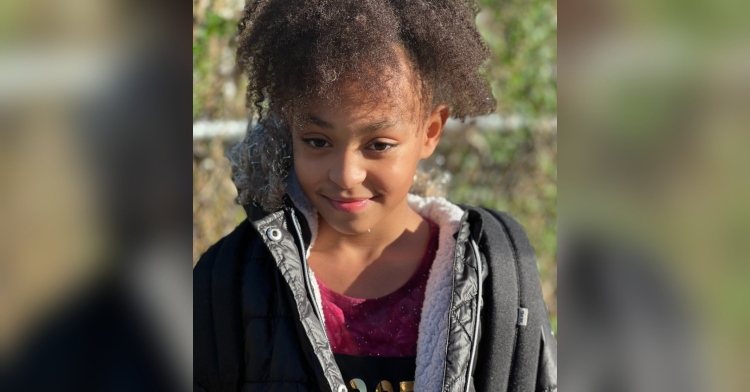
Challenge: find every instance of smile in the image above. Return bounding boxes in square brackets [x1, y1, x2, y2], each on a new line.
[324, 196, 372, 213]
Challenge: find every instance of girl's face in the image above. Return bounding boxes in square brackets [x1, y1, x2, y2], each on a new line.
[292, 57, 446, 236]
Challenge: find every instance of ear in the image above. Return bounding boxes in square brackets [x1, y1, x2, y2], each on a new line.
[420, 104, 449, 159]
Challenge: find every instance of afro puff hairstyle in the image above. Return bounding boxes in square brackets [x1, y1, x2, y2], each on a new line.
[230, 0, 495, 211]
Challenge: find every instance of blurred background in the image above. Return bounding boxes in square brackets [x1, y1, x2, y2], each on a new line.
[1, 0, 190, 390]
[560, 0, 750, 390]
[192, 0, 559, 331]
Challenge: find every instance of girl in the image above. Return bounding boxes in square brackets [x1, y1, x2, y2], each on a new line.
[194, 1, 557, 391]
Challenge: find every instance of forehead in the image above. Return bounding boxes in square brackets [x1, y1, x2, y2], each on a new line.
[296, 46, 424, 126]
[311, 80, 419, 130]
[311, 81, 411, 122]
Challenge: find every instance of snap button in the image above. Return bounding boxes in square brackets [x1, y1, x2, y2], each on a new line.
[266, 228, 282, 241]
[338, 385, 347, 392]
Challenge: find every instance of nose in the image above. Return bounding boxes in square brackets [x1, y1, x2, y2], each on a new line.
[328, 149, 366, 190]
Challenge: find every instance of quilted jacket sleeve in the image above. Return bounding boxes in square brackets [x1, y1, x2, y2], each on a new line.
[194, 221, 251, 392]
[193, 237, 222, 392]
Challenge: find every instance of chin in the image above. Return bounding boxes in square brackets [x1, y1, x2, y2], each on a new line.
[318, 211, 374, 236]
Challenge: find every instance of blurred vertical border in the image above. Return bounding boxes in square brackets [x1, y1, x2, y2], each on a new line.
[560, 0, 750, 390]
[1, 0, 192, 390]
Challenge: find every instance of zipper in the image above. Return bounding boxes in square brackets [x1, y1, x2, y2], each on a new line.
[287, 207, 347, 392]
[287, 206, 329, 340]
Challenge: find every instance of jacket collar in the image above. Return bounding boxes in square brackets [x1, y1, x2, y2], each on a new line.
[251, 171, 489, 392]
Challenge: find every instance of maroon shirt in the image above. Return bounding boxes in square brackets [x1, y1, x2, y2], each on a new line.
[316, 218, 440, 358]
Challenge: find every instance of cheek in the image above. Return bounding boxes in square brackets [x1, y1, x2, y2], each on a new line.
[292, 145, 304, 174]
[292, 147, 322, 191]
[373, 150, 421, 194]
[294, 151, 314, 170]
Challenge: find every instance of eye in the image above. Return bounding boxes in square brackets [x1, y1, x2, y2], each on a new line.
[301, 137, 331, 148]
[367, 142, 396, 152]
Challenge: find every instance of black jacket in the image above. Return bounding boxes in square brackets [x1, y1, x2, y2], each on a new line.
[194, 196, 557, 392]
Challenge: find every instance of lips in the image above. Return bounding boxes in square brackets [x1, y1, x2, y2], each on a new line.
[324, 196, 372, 213]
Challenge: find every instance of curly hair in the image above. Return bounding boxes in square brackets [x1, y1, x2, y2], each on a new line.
[230, 0, 495, 211]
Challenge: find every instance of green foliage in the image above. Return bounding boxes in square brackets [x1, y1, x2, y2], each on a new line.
[193, 11, 238, 120]
[478, 0, 557, 117]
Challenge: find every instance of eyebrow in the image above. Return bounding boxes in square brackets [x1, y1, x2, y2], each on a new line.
[307, 115, 334, 129]
[306, 114, 396, 134]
